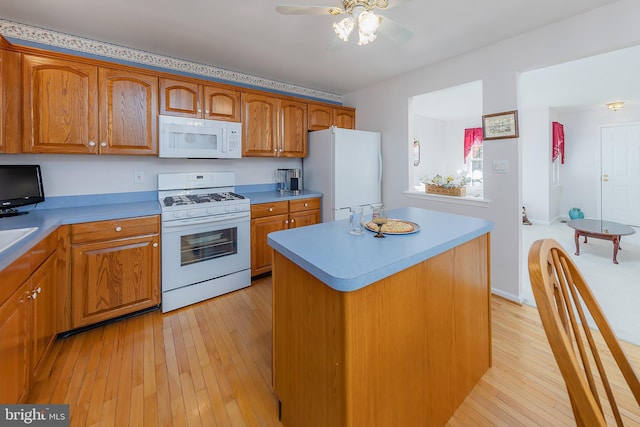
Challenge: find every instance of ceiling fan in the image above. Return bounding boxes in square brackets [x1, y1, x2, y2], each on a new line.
[276, 0, 413, 46]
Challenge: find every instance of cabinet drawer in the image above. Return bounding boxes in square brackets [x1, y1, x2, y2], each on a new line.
[251, 201, 288, 219]
[289, 198, 320, 213]
[71, 215, 159, 244]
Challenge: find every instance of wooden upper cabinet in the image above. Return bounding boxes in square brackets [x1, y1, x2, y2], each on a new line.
[203, 85, 241, 122]
[22, 54, 157, 155]
[242, 92, 279, 156]
[0, 49, 22, 153]
[308, 103, 333, 131]
[159, 77, 200, 117]
[280, 99, 307, 158]
[308, 103, 355, 130]
[333, 106, 356, 129]
[22, 54, 99, 154]
[160, 77, 240, 122]
[0, 49, 21, 153]
[99, 68, 158, 155]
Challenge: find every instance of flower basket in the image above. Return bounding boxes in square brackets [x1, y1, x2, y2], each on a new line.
[426, 184, 466, 197]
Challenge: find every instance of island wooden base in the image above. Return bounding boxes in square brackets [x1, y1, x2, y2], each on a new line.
[272, 233, 491, 427]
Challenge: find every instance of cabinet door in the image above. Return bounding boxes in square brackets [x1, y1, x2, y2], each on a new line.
[334, 106, 355, 129]
[23, 55, 99, 154]
[1, 49, 22, 153]
[30, 254, 57, 376]
[0, 281, 31, 404]
[251, 214, 288, 276]
[203, 85, 241, 122]
[289, 210, 320, 229]
[159, 77, 201, 118]
[308, 103, 333, 131]
[242, 93, 279, 157]
[280, 99, 308, 158]
[71, 234, 160, 328]
[99, 68, 158, 155]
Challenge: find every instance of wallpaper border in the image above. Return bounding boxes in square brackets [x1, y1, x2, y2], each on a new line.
[0, 19, 343, 104]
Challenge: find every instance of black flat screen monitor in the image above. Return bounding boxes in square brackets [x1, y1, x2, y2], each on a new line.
[0, 165, 45, 217]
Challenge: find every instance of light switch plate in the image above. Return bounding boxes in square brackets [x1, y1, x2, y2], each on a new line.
[492, 160, 509, 174]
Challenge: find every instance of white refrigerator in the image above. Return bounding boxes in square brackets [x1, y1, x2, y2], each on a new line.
[303, 126, 382, 222]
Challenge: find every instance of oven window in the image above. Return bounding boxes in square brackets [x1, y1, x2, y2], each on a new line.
[180, 227, 237, 266]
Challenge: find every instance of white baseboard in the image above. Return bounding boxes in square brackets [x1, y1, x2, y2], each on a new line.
[491, 288, 523, 304]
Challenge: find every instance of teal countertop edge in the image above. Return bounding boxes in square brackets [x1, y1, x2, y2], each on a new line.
[236, 183, 322, 204]
[267, 206, 494, 292]
[0, 187, 323, 272]
[0, 192, 161, 272]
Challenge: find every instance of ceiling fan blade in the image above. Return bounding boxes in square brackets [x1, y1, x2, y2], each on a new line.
[276, 5, 343, 15]
[377, 16, 413, 44]
[327, 34, 345, 51]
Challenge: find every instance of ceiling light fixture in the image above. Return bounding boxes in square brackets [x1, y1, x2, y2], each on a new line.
[607, 101, 624, 112]
[332, 1, 385, 45]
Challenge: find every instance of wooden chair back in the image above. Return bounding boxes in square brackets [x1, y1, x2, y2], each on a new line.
[528, 238, 640, 426]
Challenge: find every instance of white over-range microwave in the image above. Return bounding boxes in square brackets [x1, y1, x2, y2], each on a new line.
[158, 115, 242, 159]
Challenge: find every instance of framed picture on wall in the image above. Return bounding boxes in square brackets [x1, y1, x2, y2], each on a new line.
[482, 110, 519, 140]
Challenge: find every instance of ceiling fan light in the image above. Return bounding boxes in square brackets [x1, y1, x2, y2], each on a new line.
[357, 10, 380, 36]
[333, 17, 354, 41]
[357, 29, 377, 45]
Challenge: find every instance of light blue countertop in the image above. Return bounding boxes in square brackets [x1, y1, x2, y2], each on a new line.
[267, 206, 494, 292]
[0, 186, 322, 272]
[238, 189, 322, 204]
[0, 195, 160, 272]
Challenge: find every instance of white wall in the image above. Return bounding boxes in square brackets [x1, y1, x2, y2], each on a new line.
[557, 105, 640, 219]
[411, 116, 445, 186]
[343, 0, 640, 302]
[520, 107, 551, 223]
[0, 154, 302, 196]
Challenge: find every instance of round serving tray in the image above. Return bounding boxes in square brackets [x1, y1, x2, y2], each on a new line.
[364, 219, 421, 235]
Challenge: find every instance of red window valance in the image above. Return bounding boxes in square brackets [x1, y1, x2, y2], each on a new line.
[552, 122, 565, 164]
[464, 127, 483, 163]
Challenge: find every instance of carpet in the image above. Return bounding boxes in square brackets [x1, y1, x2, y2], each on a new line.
[522, 221, 640, 346]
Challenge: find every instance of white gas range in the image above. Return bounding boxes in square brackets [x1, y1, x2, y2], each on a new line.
[158, 172, 250, 312]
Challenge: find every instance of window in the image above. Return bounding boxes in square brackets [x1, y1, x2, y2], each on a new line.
[467, 142, 483, 188]
[408, 81, 483, 195]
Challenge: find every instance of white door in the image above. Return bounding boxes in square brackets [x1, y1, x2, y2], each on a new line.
[601, 125, 640, 226]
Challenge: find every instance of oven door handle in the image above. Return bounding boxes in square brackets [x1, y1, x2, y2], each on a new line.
[162, 212, 249, 228]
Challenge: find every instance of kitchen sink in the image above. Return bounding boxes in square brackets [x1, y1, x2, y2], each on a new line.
[0, 227, 38, 253]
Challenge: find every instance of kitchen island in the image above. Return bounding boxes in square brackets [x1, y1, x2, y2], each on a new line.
[268, 207, 494, 427]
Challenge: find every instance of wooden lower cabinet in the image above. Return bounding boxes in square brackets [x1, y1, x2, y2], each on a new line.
[251, 197, 320, 276]
[70, 216, 160, 328]
[0, 280, 31, 403]
[0, 231, 58, 404]
[30, 253, 57, 376]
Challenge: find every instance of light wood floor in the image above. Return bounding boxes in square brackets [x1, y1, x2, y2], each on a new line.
[29, 276, 640, 426]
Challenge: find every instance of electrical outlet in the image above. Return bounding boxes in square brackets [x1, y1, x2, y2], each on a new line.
[134, 171, 144, 184]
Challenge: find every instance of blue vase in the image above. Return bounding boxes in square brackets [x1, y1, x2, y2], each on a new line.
[569, 208, 584, 219]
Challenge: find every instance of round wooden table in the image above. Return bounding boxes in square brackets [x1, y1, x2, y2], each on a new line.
[567, 219, 636, 264]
